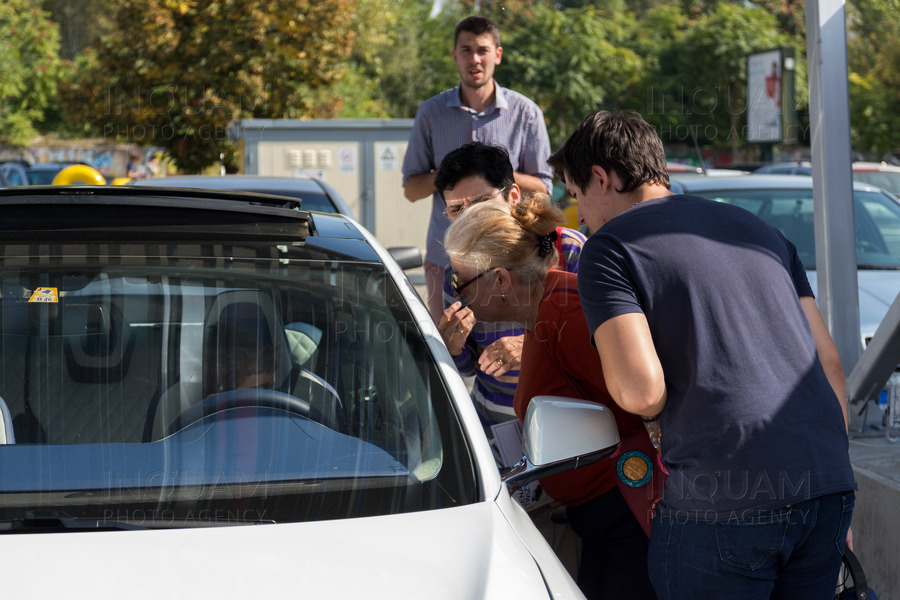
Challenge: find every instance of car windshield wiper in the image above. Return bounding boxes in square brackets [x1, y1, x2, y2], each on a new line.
[857, 263, 900, 270]
[0, 514, 146, 533]
[0, 512, 276, 533]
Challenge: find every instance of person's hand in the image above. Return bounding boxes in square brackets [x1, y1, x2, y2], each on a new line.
[845, 526, 853, 552]
[479, 334, 524, 380]
[438, 301, 475, 356]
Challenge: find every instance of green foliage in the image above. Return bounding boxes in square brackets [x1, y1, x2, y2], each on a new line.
[375, 4, 462, 118]
[847, 0, 900, 155]
[42, 0, 119, 59]
[502, 4, 645, 147]
[61, 0, 357, 172]
[0, 0, 62, 146]
[28, 0, 900, 161]
[649, 3, 789, 153]
[335, 0, 458, 119]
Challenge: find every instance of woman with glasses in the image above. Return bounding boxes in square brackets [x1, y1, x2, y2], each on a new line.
[444, 194, 655, 600]
[434, 142, 586, 441]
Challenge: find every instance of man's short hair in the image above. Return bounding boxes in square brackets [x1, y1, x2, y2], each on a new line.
[454, 15, 500, 47]
[548, 110, 670, 195]
[434, 142, 515, 200]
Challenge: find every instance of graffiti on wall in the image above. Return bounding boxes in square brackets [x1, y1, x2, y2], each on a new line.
[0, 144, 162, 178]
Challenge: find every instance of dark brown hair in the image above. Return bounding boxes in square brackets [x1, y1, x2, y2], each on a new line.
[454, 15, 500, 48]
[548, 110, 670, 195]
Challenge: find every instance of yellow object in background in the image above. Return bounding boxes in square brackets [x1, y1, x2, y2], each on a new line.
[561, 199, 579, 231]
[51, 165, 106, 185]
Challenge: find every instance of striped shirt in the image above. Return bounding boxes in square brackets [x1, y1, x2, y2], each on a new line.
[402, 82, 553, 267]
[444, 227, 587, 427]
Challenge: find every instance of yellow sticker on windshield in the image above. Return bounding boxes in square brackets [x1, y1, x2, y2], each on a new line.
[28, 287, 59, 303]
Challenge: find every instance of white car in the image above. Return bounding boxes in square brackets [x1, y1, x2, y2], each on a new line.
[754, 160, 900, 197]
[0, 185, 618, 599]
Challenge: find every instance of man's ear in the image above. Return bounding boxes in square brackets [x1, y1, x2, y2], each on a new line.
[495, 46, 503, 65]
[590, 164, 611, 192]
[507, 183, 521, 206]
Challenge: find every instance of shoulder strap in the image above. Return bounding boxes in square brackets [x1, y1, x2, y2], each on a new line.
[841, 549, 870, 600]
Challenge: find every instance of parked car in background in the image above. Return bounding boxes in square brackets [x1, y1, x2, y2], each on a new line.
[666, 162, 749, 177]
[561, 162, 746, 231]
[133, 174, 354, 217]
[670, 174, 900, 349]
[0, 185, 617, 598]
[754, 160, 900, 197]
[0, 161, 88, 186]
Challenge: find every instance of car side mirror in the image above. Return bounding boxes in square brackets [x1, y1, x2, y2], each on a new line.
[503, 396, 620, 493]
[387, 246, 424, 271]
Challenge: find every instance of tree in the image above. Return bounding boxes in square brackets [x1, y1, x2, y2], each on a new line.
[62, 0, 357, 173]
[325, 0, 442, 119]
[501, 4, 646, 147]
[653, 3, 790, 160]
[42, 0, 118, 60]
[375, 3, 464, 118]
[0, 0, 62, 146]
[847, 0, 900, 156]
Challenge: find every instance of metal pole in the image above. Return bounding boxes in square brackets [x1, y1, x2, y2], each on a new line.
[805, 0, 861, 380]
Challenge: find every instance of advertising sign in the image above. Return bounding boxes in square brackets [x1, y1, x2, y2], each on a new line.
[747, 49, 783, 143]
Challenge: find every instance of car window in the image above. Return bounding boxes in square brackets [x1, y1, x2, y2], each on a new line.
[27, 170, 61, 185]
[4, 169, 26, 186]
[0, 248, 477, 526]
[703, 189, 900, 269]
[852, 170, 900, 196]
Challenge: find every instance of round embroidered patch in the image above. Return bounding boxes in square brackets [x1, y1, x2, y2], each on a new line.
[617, 450, 653, 488]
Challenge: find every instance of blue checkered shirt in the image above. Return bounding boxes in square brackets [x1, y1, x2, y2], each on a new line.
[402, 82, 552, 267]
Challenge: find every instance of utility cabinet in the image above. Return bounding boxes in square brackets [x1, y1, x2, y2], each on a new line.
[228, 119, 430, 253]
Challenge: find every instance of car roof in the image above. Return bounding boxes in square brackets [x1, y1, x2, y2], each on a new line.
[755, 160, 900, 172]
[852, 161, 900, 172]
[137, 174, 327, 193]
[135, 174, 353, 216]
[0, 185, 384, 261]
[671, 174, 882, 193]
[28, 162, 84, 170]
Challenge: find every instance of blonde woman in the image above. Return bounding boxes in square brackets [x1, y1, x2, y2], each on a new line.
[444, 193, 655, 600]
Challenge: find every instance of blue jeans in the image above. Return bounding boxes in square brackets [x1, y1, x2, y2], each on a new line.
[648, 491, 854, 600]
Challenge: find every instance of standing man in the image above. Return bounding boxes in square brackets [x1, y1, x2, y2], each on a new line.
[402, 15, 552, 323]
[549, 110, 856, 599]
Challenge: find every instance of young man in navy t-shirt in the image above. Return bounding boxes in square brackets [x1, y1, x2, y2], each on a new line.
[549, 109, 856, 600]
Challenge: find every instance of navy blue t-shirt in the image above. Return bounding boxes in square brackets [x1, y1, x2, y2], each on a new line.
[578, 194, 856, 521]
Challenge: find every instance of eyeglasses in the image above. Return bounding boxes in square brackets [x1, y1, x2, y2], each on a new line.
[442, 186, 508, 219]
[450, 271, 487, 297]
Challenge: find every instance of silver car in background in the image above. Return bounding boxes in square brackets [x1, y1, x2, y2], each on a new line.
[670, 174, 900, 349]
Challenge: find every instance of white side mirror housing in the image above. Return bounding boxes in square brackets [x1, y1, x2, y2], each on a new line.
[524, 396, 620, 465]
[504, 396, 620, 492]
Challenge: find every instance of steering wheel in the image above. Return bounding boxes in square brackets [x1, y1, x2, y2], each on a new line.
[166, 388, 328, 436]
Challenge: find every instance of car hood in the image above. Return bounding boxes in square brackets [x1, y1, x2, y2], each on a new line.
[807, 270, 900, 343]
[1, 502, 575, 600]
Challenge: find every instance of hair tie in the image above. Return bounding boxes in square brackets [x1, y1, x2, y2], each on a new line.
[536, 229, 558, 258]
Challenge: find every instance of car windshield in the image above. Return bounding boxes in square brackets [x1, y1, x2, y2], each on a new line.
[700, 188, 900, 270]
[0, 245, 477, 528]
